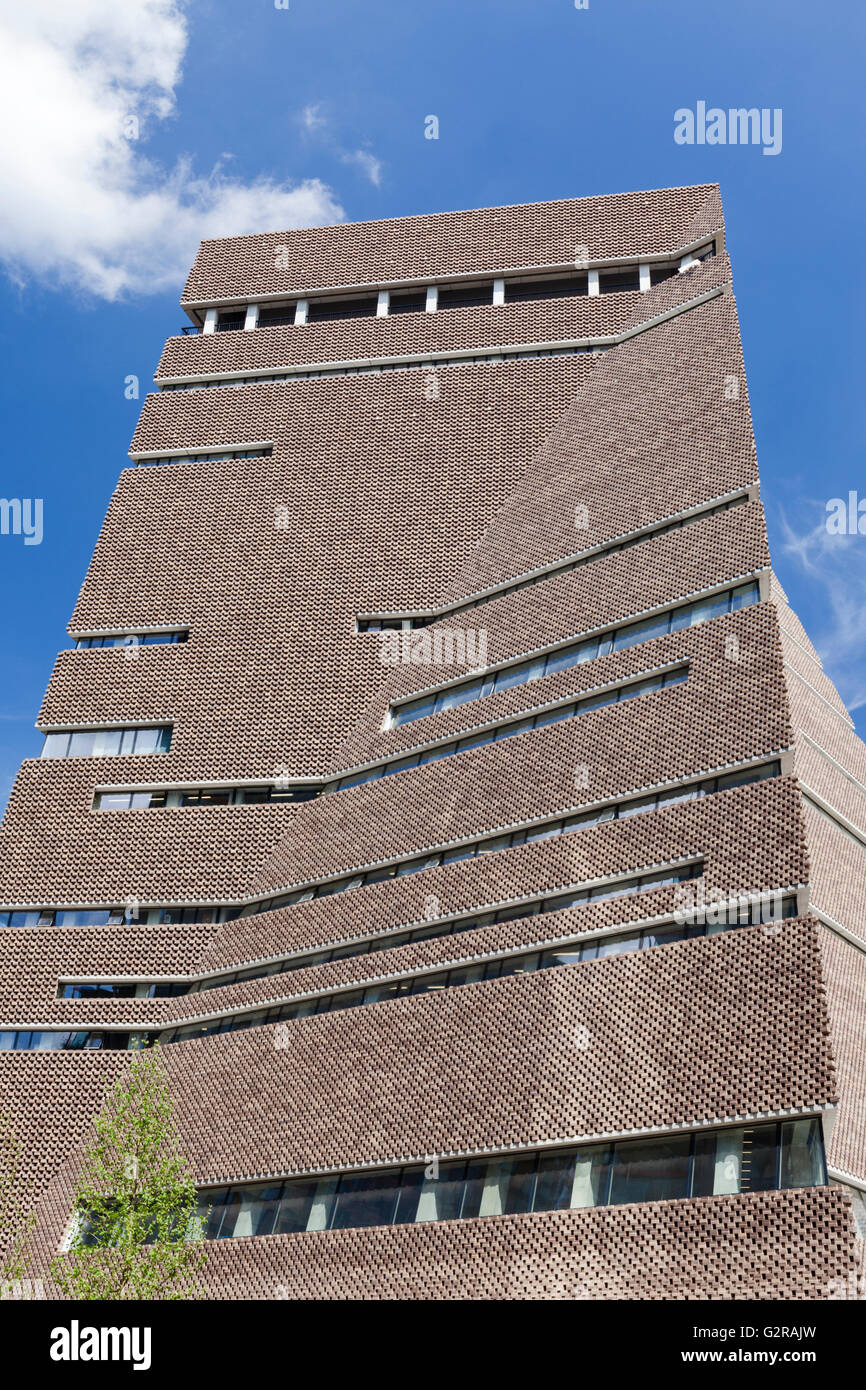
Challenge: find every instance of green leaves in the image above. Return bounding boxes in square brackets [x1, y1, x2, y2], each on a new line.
[51, 1046, 207, 1301]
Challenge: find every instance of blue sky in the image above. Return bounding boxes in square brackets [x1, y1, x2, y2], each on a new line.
[0, 0, 864, 805]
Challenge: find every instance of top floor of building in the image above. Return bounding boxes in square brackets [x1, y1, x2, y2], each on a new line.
[178, 183, 725, 333]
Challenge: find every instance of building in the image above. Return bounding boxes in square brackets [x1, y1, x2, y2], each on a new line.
[2, 184, 865, 1299]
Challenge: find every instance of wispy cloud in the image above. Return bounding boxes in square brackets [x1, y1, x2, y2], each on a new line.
[298, 101, 384, 187]
[0, 0, 344, 299]
[300, 102, 328, 134]
[779, 499, 866, 713]
[340, 148, 383, 188]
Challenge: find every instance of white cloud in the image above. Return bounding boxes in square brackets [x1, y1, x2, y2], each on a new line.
[297, 101, 383, 187]
[779, 503, 866, 714]
[0, 0, 344, 299]
[340, 149, 384, 188]
[300, 103, 328, 133]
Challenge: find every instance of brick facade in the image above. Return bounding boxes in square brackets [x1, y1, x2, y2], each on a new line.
[2, 186, 864, 1299]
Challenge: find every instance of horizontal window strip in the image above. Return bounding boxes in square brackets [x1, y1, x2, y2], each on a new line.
[41, 861, 707, 1026]
[93, 783, 314, 811]
[228, 755, 775, 921]
[326, 665, 688, 794]
[157, 340, 599, 392]
[3, 756, 782, 933]
[74, 631, 188, 650]
[21, 869, 811, 1054]
[76, 1113, 823, 1244]
[133, 446, 273, 467]
[392, 581, 758, 726]
[57, 893, 797, 1031]
[39, 726, 172, 760]
[92, 666, 687, 816]
[196, 1116, 826, 1236]
[183, 243, 717, 321]
[358, 493, 749, 633]
[88, 666, 686, 816]
[160, 266, 724, 392]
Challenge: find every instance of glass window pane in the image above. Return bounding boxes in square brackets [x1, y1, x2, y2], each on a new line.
[505, 952, 540, 976]
[131, 727, 161, 755]
[41, 732, 69, 758]
[692, 1128, 744, 1197]
[392, 1166, 426, 1224]
[456, 732, 494, 750]
[227, 1182, 284, 1238]
[401, 697, 434, 722]
[263, 1179, 313, 1234]
[740, 1124, 779, 1192]
[548, 889, 588, 910]
[361, 981, 402, 1004]
[71, 730, 101, 756]
[614, 614, 670, 650]
[577, 692, 616, 713]
[525, 822, 561, 843]
[200, 1190, 230, 1240]
[537, 1144, 610, 1210]
[412, 1161, 467, 1223]
[477, 835, 511, 854]
[442, 844, 476, 864]
[446, 962, 487, 986]
[780, 1119, 825, 1189]
[599, 931, 640, 957]
[534, 705, 572, 727]
[656, 786, 697, 808]
[500, 718, 533, 738]
[303, 1178, 339, 1231]
[494, 663, 529, 693]
[540, 945, 583, 969]
[609, 1135, 692, 1205]
[618, 795, 657, 819]
[413, 973, 448, 996]
[546, 641, 594, 674]
[687, 593, 730, 626]
[731, 582, 759, 609]
[533, 1149, 577, 1211]
[640, 924, 686, 949]
[441, 680, 482, 709]
[329, 1171, 401, 1230]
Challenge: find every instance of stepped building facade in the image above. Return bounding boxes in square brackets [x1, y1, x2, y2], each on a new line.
[2, 184, 866, 1299]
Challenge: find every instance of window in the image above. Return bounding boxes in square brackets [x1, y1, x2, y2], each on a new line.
[157, 340, 596, 391]
[306, 295, 378, 323]
[41, 887, 800, 1045]
[40, 726, 172, 758]
[436, 282, 495, 310]
[324, 666, 687, 793]
[216, 310, 245, 332]
[608, 1134, 692, 1205]
[183, 1118, 824, 1241]
[505, 273, 588, 302]
[392, 581, 759, 726]
[650, 264, 678, 286]
[598, 268, 641, 293]
[257, 304, 297, 328]
[140, 447, 272, 468]
[94, 791, 168, 810]
[0, 1030, 135, 1051]
[388, 290, 427, 315]
[75, 632, 187, 649]
[83, 754, 778, 931]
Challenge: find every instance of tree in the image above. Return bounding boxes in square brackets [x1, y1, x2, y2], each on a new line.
[50, 1045, 207, 1301]
[0, 1113, 37, 1294]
